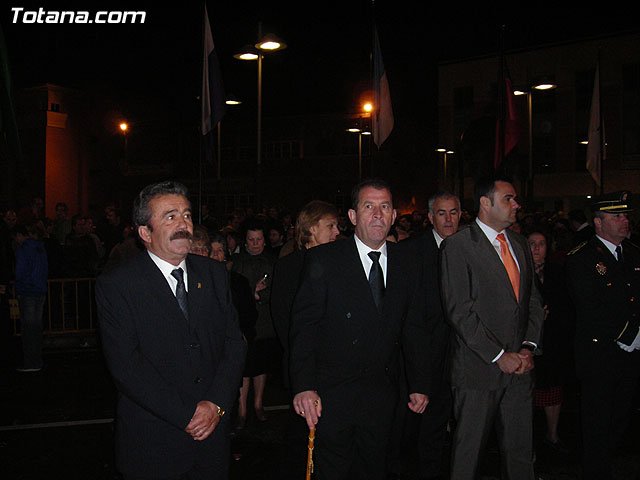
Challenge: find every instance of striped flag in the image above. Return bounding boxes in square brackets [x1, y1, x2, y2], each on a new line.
[586, 62, 604, 187]
[373, 26, 393, 149]
[201, 5, 225, 136]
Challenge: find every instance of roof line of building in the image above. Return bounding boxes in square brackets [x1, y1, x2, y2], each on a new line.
[438, 28, 640, 67]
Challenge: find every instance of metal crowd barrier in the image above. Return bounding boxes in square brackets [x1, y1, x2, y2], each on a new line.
[10, 278, 97, 336]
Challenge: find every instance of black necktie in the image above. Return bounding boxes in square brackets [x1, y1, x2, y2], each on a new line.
[616, 245, 624, 263]
[368, 251, 385, 311]
[171, 268, 189, 320]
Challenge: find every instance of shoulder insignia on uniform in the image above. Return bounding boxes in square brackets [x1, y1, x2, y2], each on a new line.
[596, 262, 607, 275]
[567, 241, 587, 255]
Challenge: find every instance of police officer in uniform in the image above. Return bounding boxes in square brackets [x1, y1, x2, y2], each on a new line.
[566, 191, 640, 480]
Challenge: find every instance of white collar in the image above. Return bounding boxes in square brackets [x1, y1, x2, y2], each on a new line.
[432, 229, 445, 248]
[595, 235, 620, 258]
[475, 217, 505, 243]
[147, 250, 188, 292]
[353, 233, 387, 258]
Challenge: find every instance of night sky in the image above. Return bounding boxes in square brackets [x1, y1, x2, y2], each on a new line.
[3, 2, 638, 123]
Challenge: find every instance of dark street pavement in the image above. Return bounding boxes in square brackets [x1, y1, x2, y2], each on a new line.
[1, 340, 639, 480]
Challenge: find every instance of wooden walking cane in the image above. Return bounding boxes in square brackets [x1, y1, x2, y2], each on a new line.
[306, 427, 315, 480]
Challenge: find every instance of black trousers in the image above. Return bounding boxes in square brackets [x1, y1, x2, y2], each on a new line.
[416, 384, 452, 478]
[579, 367, 639, 480]
[315, 413, 395, 480]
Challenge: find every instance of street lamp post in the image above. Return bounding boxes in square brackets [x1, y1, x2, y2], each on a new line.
[347, 125, 371, 182]
[514, 80, 557, 202]
[436, 148, 455, 191]
[215, 95, 242, 180]
[234, 26, 286, 207]
[119, 122, 128, 174]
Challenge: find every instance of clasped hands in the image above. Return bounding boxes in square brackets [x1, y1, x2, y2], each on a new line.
[185, 401, 222, 441]
[496, 349, 534, 375]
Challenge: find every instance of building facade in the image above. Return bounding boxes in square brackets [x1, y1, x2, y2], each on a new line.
[437, 31, 640, 213]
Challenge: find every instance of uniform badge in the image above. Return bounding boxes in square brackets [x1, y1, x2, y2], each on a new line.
[596, 262, 607, 275]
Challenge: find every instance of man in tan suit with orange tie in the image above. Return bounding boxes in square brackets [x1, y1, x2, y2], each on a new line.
[440, 177, 544, 480]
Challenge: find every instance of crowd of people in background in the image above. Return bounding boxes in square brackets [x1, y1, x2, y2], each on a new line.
[4, 194, 636, 290]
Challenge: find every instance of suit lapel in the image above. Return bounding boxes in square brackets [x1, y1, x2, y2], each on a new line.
[383, 242, 402, 317]
[137, 252, 190, 334]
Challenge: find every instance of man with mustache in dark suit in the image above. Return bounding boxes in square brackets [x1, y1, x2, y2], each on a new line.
[96, 181, 246, 480]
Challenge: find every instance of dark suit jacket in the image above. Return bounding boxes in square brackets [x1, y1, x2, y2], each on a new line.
[289, 236, 429, 423]
[566, 236, 640, 379]
[440, 221, 544, 390]
[270, 247, 307, 389]
[96, 251, 246, 478]
[401, 229, 449, 396]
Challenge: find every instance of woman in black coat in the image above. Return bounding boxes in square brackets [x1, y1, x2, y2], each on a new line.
[528, 231, 574, 454]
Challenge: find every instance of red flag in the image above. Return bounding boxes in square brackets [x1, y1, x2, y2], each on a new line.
[494, 77, 520, 169]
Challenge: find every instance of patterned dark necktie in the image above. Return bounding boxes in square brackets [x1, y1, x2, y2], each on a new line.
[171, 268, 189, 320]
[368, 251, 385, 311]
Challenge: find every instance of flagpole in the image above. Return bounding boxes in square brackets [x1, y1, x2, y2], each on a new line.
[598, 53, 604, 195]
[199, 3, 206, 224]
[496, 25, 505, 173]
[586, 54, 603, 195]
[369, 0, 375, 178]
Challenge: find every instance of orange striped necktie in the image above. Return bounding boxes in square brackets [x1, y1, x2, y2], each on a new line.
[497, 233, 520, 301]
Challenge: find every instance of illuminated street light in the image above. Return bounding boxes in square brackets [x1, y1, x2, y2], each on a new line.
[533, 83, 557, 91]
[225, 93, 242, 105]
[119, 122, 128, 132]
[255, 33, 287, 51]
[233, 45, 259, 60]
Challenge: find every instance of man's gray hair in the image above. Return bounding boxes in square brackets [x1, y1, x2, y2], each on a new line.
[428, 191, 460, 215]
[133, 181, 189, 230]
